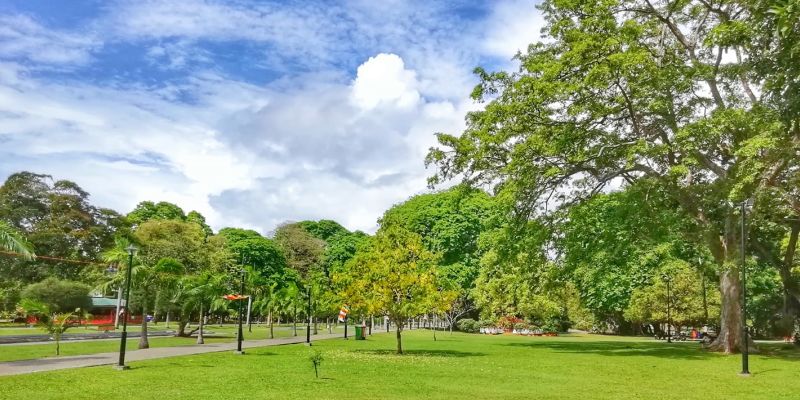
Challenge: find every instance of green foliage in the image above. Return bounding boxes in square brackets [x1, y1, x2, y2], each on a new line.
[218, 228, 286, 279]
[134, 220, 208, 273]
[380, 186, 497, 290]
[308, 349, 324, 378]
[274, 223, 325, 281]
[336, 225, 443, 353]
[18, 298, 81, 355]
[186, 210, 213, 236]
[426, 0, 800, 348]
[0, 221, 34, 259]
[0, 172, 127, 308]
[20, 278, 91, 314]
[299, 220, 348, 241]
[456, 318, 480, 333]
[127, 201, 186, 225]
[624, 260, 720, 329]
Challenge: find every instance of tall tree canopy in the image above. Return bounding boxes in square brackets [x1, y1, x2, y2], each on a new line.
[427, 0, 799, 352]
[0, 172, 126, 310]
[380, 186, 497, 290]
[217, 228, 286, 279]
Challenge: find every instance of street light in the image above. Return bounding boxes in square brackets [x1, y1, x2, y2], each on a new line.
[115, 244, 137, 370]
[740, 198, 753, 376]
[235, 267, 246, 355]
[661, 273, 672, 344]
[306, 285, 312, 345]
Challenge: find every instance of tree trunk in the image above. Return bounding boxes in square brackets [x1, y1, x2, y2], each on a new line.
[197, 305, 205, 344]
[268, 309, 274, 339]
[139, 300, 150, 349]
[780, 224, 800, 317]
[293, 304, 297, 336]
[396, 325, 403, 354]
[708, 269, 744, 353]
[177, 319, 188, 337]
[165, 310, 171, 329]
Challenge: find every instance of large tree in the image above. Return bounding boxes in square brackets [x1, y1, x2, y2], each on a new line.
[428, 0, 797, 353]
[337, 226, 443, 354]
[0, 172, 126, 309]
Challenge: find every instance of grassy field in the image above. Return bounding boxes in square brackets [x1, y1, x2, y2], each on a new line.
[0, 323, 347, 362]
[1, 330, 798, 400]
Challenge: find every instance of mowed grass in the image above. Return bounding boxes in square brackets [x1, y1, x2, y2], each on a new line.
[1, 331, 799, 400]
[0, 323, 346, 362]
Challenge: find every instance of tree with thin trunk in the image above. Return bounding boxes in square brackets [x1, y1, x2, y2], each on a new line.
[19, 299, 79, 356]
[335, 226, 441, 354]
[131, 258, 184, 349]
[181, 272, 227, 344]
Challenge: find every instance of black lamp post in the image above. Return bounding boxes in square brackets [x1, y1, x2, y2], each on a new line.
[236, 268, 246, 355]
[306, 286, 312, 345]
[662, 273, 672, 343]
[740, 199, 752, 376]
[115, 244, 136, 370]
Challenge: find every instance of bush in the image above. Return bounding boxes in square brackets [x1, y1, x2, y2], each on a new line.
[20, 278, 91, 313]
[478, 319, 496, 328]
[457, 318, 480, 333]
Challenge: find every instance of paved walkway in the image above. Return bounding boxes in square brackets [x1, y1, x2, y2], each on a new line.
[0, 332, 351, 376]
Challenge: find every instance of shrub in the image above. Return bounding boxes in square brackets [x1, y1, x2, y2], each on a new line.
[457, 318, 480, 333]
[478, 319, 496, 328]
[20, 278, 91, 313]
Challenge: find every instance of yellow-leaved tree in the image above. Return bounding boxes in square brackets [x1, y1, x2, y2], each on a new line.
[336, 225, 443, 354]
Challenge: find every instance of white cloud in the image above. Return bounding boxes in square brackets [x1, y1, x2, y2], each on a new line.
[0, 0, 550, 234]
[0, 52, 476, 234]
[482, 0, 546, 60]
[0, 15, 100, 65]
[351, 53, 420, 110]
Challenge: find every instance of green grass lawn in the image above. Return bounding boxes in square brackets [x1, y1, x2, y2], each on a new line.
[0, 323, 347, 362]
[1, 331, 798, 400]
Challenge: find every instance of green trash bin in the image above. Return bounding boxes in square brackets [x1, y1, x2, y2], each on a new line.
[354, 325, 366, 340]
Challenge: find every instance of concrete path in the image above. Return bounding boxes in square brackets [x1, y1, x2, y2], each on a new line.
[0, 332, 350, 376]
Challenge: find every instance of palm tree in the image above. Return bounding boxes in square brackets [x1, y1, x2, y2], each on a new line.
[181, 272, 227, 344]
[253, 280, 280, 339]
[131, 258, 184, 349]
[19, 299, 79, 356]
[278, 282, 302, 336]
[0, 221, 34, 260]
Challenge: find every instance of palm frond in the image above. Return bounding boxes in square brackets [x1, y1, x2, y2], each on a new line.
[0, 221, 34, 260]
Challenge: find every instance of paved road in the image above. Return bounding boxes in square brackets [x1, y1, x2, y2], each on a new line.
[0, 332, 352, 376]
[0, 330, 176, 345]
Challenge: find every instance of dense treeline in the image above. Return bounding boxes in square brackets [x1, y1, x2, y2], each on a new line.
[427, 0, 800, 353]
[2, 0, 798, 356]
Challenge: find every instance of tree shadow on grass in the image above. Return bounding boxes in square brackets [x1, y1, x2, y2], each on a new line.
[504, 340, 715, 360]
[353, 349, 486, 358]
[753, 343, 800, 361]
[247, 352, 278, 357]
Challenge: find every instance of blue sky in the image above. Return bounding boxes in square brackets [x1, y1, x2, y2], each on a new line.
[0, 0, 544, 233]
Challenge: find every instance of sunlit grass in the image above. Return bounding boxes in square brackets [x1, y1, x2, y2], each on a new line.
[1, 331, 798, 399]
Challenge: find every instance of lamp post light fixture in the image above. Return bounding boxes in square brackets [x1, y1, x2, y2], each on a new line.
[235, 267, 246, 355]
[115, 244, 137, 370]
[662, 273, 672, 344]
[740, 199, 754, 376]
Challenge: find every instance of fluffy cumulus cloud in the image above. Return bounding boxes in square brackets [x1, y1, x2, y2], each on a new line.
[351, 54, 420, 110]
[0, 0, 544, 234]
